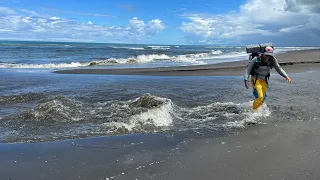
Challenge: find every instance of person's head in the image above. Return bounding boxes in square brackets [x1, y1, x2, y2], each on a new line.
[263, 46, 274, 60]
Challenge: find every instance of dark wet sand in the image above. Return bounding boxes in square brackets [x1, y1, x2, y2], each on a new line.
[55, 49, 320, 76]
[0, 134, 184, 180]
[2, 120, 320, 180]
[116, 120, 320, 180]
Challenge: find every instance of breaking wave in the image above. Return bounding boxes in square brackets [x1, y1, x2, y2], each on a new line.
[0, 93, 271, 142]
[109, 46, 145, 50]
[0, 93, 47, 104]
[0, 62, 88, 69]
[0, 50, 226, 69]
[86, 50, 223, 66]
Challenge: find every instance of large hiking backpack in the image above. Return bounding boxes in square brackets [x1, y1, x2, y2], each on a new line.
[247, 44, 275, 85]
[246, 42, 274, 62]
[250, 55, 274, 74]
[250, 55, 274, 85]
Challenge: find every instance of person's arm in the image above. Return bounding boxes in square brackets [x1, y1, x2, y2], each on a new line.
[272, 57, 292, 83]
[244, 58, 255, 88]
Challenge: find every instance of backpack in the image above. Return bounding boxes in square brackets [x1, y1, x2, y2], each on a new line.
[249, 54, 274, 85]
[247, 52, 260, 68]
[251, 55, 274, 70]
[246, 42, 274, 66]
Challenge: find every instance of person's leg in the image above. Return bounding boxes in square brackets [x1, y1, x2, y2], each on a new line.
[262, 80, 268, 101]
[251, 78, 266, 110]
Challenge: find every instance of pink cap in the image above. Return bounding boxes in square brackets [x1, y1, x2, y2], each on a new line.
[264, 46, 274, 55]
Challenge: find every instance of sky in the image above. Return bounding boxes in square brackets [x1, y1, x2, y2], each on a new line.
[0, 0, 319, 46]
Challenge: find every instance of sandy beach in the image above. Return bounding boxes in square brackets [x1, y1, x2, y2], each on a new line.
[2, 119, 320, 180]
[55, 49, 320, 76]
[1, 49, 320, 180]
[115, 119, 320, 180]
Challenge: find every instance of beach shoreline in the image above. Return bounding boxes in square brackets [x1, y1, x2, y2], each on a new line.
[55, 49, 320, 76]
[1, 48, 320, 180]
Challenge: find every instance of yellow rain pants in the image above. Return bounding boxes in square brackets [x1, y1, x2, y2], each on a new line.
[251, 77, 268, 110]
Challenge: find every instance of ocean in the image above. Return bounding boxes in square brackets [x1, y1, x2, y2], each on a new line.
[0, 41, 319, 143]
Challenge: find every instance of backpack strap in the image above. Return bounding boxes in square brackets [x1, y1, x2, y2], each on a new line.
[250, 55, 272, 85]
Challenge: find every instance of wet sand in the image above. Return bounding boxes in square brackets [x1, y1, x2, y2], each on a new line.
[0, 134, 184, 180]
[2, 119, 320, 180]
[55, 49, 320, 76]
[116, 119, 320, 180]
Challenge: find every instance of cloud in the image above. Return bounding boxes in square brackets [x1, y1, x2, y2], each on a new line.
[147, 19, 165, 34]
[279, 25, 305, 33]
[125, 17, 165, 39]
[286, 0, 320, 13]
[0, 6, 16, 16]
[180, 0, 320, 45]
[0, 7, 166, 43]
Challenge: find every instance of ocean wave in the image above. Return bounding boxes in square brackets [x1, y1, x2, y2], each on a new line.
[205, 46, 244, 49]
[210, 51, 247, 59]
[0, 94, 176, 142]
[0, 62, 88, 69]
[177, 101, 270, 129]
[0, 50, 238, 69]
[0, 49, 247, 69]
[93, 50, 223, 65]
[210, 50, 223, 55]
[5, 96, 85, 123]
[103, 94, 174, 134]
[0, 93, 271, 142]
[109, 46, 145, 50]
[129, 47, 145, 50]
[223, 102, 271, 128]
[0, 93, 47, 104]
[147, 46, 171, 50]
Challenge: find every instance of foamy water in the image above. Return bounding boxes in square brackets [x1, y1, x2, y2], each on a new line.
[0, 62, 89, 69]
[0, 92, 271, 142]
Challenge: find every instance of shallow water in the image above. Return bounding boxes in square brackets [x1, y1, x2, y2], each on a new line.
[1, 67, 319, 142]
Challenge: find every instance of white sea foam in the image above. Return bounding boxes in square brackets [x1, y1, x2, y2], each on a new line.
[210, 50, 223, 55]
[147, 45, 171, 50]
[129, 47, 145, 50]
[102, 95, 174, 133]
[109, 46, 145, 50]
[224, 102, 271, 128]
[132, 54, 171, 63]
[179, 101, 270, 129]
[95, 53, 213, 65]
[0, 62, 88, 69]
[129, 98, 173, 127]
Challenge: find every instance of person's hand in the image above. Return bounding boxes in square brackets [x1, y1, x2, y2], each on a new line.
[285, 76, 292, 84]
[245, 81, 250, 89]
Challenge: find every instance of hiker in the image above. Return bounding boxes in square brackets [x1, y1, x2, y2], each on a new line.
[244, 46, 292, 110]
